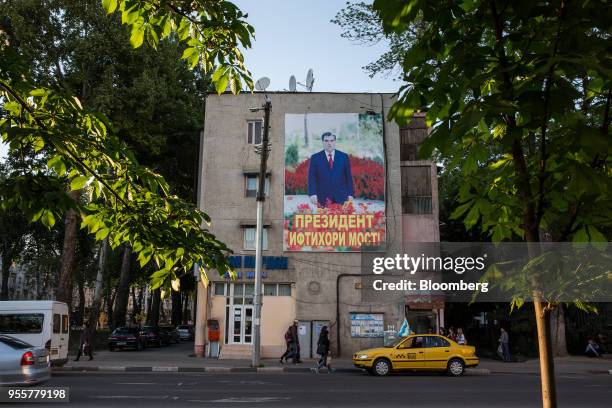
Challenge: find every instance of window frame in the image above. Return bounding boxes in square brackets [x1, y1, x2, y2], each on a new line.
[247, 120, 263, 145]
[243, 227, 268, 251]
[245, 174, 270, 197]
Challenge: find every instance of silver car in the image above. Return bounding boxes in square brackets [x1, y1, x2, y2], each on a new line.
[0, 334, 50, 386]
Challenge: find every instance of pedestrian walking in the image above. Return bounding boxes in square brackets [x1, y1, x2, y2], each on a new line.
[279, 325, 293, 363]
[314, 326, 331, 373]
[74, 322, 93, 361]
[499, 327, 511, 362]
[285, 320, 301, 364]
[456, 328, 467, 345]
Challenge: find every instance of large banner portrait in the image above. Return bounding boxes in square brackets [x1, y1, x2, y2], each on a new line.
[284, 113, 386, 252]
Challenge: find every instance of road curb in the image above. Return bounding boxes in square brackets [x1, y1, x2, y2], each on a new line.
[465, 368, 490, 376]
[51, 366, 525, 376]
[153, 366, 178, 372]
[257, 367, 283, 373]
[98, 366, 126, 372]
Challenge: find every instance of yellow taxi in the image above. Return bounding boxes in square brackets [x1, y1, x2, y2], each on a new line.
[353, 334, 479, 376]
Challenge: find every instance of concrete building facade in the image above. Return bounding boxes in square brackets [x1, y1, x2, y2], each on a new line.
[197, 92, 440, 359]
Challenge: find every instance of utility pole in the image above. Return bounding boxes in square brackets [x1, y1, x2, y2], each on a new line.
[252, 96, 271, 367]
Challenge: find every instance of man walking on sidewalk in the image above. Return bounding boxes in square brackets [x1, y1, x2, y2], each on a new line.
[499, 327, 511, 362]
[289, 320, 302, 364]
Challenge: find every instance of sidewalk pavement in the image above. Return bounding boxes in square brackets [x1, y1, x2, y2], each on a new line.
[53, 342, 612, 375]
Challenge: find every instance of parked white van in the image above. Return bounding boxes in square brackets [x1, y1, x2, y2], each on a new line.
[0, 301, 70, 366]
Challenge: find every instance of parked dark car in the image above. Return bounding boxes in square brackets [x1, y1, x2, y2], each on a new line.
[160, 326, 180, 344]
[108, 327, 146, 351]
[176, 325, 194, 341]
[141, 326, 170, 347]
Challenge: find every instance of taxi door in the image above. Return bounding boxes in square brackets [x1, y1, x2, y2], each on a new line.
[424, 336, 452, 369]
[391, 336, 425, 369]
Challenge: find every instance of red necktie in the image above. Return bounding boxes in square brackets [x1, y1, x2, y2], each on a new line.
[328, 154, 333, 169]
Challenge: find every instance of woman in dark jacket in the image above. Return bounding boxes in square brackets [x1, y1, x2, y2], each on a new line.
[315, 326, 330, 372]
[74, 322, 93, 361]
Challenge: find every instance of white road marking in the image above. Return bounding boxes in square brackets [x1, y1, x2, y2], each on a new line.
[204, 397, 292, 403]
[93, 395, 169, 399]
[114, 382, 156, 385]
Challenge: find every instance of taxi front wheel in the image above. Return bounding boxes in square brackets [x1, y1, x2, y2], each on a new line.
[372, 358, 391, 376]
[447, 358, 465, 376]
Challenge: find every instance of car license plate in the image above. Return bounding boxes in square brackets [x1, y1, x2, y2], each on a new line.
[117, 342, 127, 345]
[38, 356, 47, 363]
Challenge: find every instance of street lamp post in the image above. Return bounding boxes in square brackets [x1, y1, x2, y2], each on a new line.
[252, 97, 271, 367]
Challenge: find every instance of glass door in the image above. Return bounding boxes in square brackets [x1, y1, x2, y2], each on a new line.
[226, 283, 255, 345]
[228, 305, 253, 344]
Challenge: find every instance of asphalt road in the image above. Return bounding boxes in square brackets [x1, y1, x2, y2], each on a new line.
[26, 371, 612, 408]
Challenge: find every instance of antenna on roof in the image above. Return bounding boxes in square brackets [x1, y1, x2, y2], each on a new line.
[255, 77, 270, 92]
[297, 69, 314, 92]
[306, 69, 314, 92]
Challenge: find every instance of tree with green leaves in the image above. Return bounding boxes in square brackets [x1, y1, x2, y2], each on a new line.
[0, 0, 254, 306]
[373, 1, 611, 406]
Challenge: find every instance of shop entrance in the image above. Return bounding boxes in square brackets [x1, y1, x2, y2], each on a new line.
[224, 283, 254, 345]
[405, 307, 437, 334]
[228, 305, 253, 344]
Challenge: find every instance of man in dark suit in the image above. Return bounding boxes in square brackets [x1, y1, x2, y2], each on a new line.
[308, 132, 354, 207]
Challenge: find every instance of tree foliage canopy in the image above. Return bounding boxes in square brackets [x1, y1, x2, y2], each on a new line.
[373, 0, 611, 244]
[0, 0, 255, 295]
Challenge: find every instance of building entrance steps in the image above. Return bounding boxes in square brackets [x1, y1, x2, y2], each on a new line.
[219, 344, 253, 359]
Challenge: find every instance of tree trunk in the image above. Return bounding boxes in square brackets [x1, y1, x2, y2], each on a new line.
[171, 289, 182, 326]
[550, 305, 568, 357]
[113, 244, 132, 328]
[76, 275, 85, 326]
[137, 287, 144, 324]
[182, 292, 189, 324]
[88, 238, 108, 332]
[147, 288, 161, 326]
[130, 286, 137, 324]
[0, 255, 11, 300]
[55, 190, 80, 308]
[533, 299, 557, 408]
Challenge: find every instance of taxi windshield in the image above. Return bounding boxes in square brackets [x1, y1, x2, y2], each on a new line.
[386, 337, 409, 348]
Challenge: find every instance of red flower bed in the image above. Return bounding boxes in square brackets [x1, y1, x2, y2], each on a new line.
[285, 155, 384, 200]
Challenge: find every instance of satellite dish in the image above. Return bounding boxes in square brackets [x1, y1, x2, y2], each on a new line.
[306, 69, 314, 91]
[255, 77, 270, 91]
[289, 75, 296, 92]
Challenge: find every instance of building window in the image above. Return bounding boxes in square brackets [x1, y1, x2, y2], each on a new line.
[247, 120, 263, 145]
[278, 284, 292, 296]
[262, 283, 292, 296]
[245, 175, 270, 197]
[401, 166, 433, 214]
[263, 284, 277, 296]
[400, 117, 428, 161]
[214, 282, 226, 296]
[243, 227, 268, 250]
